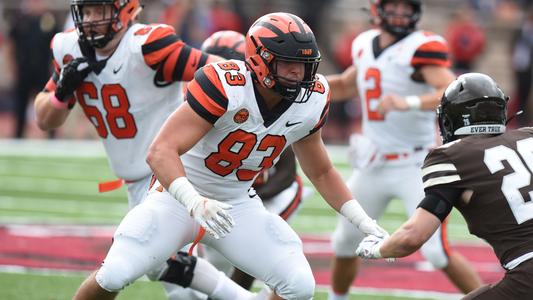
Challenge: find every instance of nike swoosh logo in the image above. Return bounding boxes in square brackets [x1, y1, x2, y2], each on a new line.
[113, 64, 123, 74]
[285, 121, 302, 127]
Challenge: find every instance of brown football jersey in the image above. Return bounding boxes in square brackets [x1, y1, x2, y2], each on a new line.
[422, 128, 533, 268]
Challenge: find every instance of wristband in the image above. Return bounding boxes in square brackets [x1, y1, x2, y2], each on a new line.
[405, 95, 422, 110]
[339, 199, 370, 227]
[168, 177, 202, 214]
[49, 93, 70, 110]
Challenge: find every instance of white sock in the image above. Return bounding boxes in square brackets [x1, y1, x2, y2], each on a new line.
[211, 271, 255, 300]
[189, 257, 219, 295]
[328, 289, 349, 300]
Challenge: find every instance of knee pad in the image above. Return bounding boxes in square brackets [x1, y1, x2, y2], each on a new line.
[331, 217, 363, 257]
[158, 252, 197, 288]
[95, 256, 137, 292]
[420, 242, 449, 269]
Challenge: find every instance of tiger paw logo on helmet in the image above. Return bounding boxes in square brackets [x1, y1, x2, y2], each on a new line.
[233, 108, 249, 124]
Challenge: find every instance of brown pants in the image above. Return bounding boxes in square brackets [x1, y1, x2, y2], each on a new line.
[463, 259, 533, 299]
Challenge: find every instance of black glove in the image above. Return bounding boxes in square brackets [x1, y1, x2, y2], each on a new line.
[55, 57, 92, 102]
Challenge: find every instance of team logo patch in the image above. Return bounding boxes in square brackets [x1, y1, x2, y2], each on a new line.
[233, 108, 249, 124]
[62, 54, 74, 65]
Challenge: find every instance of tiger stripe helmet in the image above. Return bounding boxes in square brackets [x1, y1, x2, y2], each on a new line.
[71, 0, 142, 48]
[245, 12, 321, 103]
[201, 30, 245, 60]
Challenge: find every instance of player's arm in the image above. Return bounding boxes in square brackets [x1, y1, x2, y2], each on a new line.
[146, 65, 233, 239]
[379, 208, 441, 257]
[416, 65, 456, 110]
[147, 102, 212, 187]
[378, 39, 455, 114]
[325, 65, 358, 102]
[255, 148, 296, 200]
[35, 46, 92, 131]
[292, 130, 387, 237]
[357, 187, 460, 259]
[34, 91, 71, 130]
[141, 26, 221, 84]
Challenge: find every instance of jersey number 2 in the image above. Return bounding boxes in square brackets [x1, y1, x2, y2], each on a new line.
[205, 130, 286, 181]
[76, 82, 138, 139]
[364, 67, 384, 121]
[484, 138, 533, 224]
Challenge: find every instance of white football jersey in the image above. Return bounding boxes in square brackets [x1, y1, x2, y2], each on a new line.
[352, 29, 450, 153]
[47, 24, 211, 180]
[182, 60, 330, 201]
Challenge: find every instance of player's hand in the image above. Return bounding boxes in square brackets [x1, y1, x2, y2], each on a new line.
[377, 94, 408, 115]
[189, 197, 234, 239]
[355, 234, 385, 259]
[55, 57, 92, 101]
[357, 218, 389, 238]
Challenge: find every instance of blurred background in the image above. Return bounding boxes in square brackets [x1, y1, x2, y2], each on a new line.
[0, 0, 531, 142]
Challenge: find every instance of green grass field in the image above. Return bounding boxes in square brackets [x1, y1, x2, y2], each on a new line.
[0, 140, 474, 299]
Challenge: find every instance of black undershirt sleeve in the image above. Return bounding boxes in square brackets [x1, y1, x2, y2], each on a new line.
[417, 187, 463, 222]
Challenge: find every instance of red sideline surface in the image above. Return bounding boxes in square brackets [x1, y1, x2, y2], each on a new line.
[0, 225, 505, 293]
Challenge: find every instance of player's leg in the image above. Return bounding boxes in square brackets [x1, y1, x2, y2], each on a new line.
[129, 177, 203, 299]
[227, 178, 303, 290]
[73, 189, 196, 300]
[397, 164, 482, 294]
[329, 169, 389, 300]
[209, 196, 315, 300]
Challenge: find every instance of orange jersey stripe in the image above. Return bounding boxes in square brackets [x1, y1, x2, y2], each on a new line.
[144, 40, 182, 67]
[145, 26, 176, 45]
[313, 97, 331, 131]
[417, 40, 449, 53]
[180, 48, 205, 82]
[411, 40, 450, 67]
[162, 46, 182, 82]
[411, 57, 451, 67]
[187, 79, 226, 118]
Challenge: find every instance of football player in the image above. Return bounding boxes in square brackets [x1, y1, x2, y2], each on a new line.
[34, 1, 257, 299]
[326, 1, 482, 299]
[356, 72, 533, 299]
[72, 12, 388, 300]
[199, 30, 307, 295]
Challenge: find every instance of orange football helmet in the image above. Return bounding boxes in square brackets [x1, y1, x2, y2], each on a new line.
[71, 0, 142, 48]
[201, 30, 245, 60]
[245, 12, 321, 103]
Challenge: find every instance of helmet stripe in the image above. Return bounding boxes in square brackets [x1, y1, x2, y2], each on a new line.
[287, 14, 306, 34]
[255, 21, 285, 37]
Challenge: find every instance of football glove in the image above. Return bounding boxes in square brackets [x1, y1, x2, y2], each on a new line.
[355, 234, 385, 259]
[55, 57, 92, 102]
[189, 197, 234, 239]
[168, 177, 234, 239]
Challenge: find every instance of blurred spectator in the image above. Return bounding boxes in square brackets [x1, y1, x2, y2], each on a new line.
[208, 0, 243, 34]
[445, 8, 485, 74]
[160, 0, 210, 47]
[511, 6, 533, 126]
[5, 0, 58, 138]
